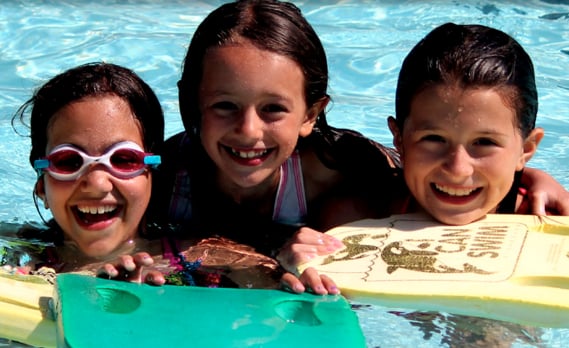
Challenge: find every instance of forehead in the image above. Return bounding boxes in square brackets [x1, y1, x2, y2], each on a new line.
[201, 44, 305, 92]
[408, 84, 517, 128]
[46, 95, 143, 153]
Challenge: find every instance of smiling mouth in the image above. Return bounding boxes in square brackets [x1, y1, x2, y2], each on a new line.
[226, 146, 272, 159]
[432, 183, 481, 197]
[74, 205, 120, 224]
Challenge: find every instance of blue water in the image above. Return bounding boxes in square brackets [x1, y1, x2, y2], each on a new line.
[1, 0, 568, 347]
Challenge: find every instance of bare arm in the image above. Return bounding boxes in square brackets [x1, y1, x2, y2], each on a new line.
[519, 167, 569, 215]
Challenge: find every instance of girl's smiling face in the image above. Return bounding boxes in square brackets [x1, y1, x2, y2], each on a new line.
[390, 85, 543, 225]
[37, 95, 151, 258]
[197, 43, 322, 198]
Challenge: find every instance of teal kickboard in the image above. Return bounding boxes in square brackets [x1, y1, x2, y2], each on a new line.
[54, 274, 366, 347]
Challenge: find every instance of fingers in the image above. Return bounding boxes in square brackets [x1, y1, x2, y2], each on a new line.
[319, 274, 340, 295]
[280, 268, 340, 295]
[280, 272, 306, 293]
[143, 270, 166, 286]
[129, 253, 161, 284]
[277, 228, 344, 273]
[299, 267, 339, 295]
[132, 252, 154, 267]
[96, 263, 121, 279]
[96, 252, 157, 284]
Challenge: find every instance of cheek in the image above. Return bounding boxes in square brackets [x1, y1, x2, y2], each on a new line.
[43, 178, 73, 206]
[271, 121, 302, 146]
[200, 116, 214, 131]
[201, 113, 228, 134]
[403, 164, 423, 189]
[124, 177, 151, 202]
[400, 148, 422, 170]
[497, 164, 518, 186]
[483, 155, 517, 177]
[200, 118, 226, 150]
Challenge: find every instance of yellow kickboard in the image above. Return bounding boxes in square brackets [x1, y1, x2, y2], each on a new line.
[298, 213, 569, 328]
[0, 273, 56, 348]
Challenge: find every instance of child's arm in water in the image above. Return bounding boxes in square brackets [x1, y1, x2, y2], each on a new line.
[520, 167, 569, 215]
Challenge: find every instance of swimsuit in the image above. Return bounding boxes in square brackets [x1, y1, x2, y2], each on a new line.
[272, 150, 307, 226]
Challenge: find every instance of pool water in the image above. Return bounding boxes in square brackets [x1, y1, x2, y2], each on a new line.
[1, 1, 569, 347]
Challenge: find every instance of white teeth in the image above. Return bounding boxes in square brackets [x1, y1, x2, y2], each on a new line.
[77, 205, 116, 214]
[231, 148, 268, 159]
[434, 184, 476, 196]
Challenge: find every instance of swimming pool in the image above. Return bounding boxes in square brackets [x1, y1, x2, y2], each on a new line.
[1, 0, 568, 346]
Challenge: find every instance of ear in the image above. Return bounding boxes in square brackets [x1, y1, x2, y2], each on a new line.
[35, 178, 45, 199]
[299, 97, 330, 137]
[387, 116, 403, 154]
[35, 177, 49, 209]
[516, 127, 544, 171]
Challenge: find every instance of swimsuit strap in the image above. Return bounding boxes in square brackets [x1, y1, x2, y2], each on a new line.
[272, 150, 307, 225]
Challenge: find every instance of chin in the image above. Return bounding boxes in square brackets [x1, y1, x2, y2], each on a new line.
[82, 249, 112, 259]
[80, 242, 118, 259]
[431, 212, 481, 226]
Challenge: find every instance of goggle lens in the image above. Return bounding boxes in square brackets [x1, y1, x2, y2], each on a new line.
[48, 150, 84, 174]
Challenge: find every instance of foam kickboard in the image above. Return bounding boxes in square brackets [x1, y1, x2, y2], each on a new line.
[54, 274, 366, 348]
[299, 213, 569, 328]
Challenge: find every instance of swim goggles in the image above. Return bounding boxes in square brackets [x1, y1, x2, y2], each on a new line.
[33, 141, 161, 181]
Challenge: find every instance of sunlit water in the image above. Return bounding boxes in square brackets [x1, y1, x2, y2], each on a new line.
[1, 1, 569, 347]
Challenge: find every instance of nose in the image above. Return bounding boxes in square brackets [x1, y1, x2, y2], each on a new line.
[79, 165, 114, 194]
[235, 107, 263, 139]
[443, 145, 474, 177]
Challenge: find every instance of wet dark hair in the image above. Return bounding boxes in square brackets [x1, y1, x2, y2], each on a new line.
[395, 22, 538, 138]
[177, 0, 330, 141]
[12, 62, 165, 167]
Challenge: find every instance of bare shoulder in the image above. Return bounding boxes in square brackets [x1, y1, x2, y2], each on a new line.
[299, 148, 343, 201]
